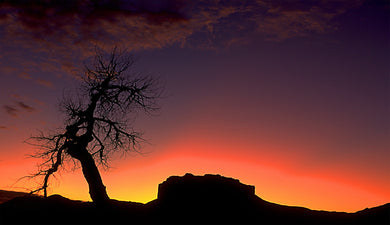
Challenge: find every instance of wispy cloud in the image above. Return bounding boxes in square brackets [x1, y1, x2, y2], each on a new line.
[35, 79, 54, 89]
[3, 105, 18, 117]
[17, 101, 36, 113]
[3, 100, 37, 118]
[0, 0, 365, 78]
[17, 73, 33, 80]
[254, 0, 364, 41]
[0, 0, 364, 48]
[0, 125, 8, 130]
[17, 73, 55, 89]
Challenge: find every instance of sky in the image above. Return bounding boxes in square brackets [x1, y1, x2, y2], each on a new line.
[0, 0, 389, 212]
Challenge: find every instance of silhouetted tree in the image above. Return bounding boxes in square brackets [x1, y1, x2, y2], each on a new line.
[27, 47, 161, 204]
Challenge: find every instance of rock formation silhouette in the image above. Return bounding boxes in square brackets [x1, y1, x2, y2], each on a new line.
[1, 173, 389, 224]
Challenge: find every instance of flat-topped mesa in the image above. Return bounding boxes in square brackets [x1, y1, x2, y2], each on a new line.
[157, 173, 255, 203]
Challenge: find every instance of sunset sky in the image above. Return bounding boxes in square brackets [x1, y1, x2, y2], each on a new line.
[0, 0, 389, 212]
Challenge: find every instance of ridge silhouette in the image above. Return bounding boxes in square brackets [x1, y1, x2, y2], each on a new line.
[1, 173, 389, 224]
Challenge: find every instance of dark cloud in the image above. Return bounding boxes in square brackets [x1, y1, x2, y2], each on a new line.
[0, 0, 191, 79]
[0, 0, 187, 43]
[3, 105, 18, 117]
[2, 100, 37, 117]
[17, 101, 36, 112]
[0, 0, 364, 48]
[0, 125, 8, 130]
[0, 0, 365, 78]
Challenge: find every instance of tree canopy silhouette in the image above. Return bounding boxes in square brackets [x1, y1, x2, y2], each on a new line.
[27, 48, 161, 204]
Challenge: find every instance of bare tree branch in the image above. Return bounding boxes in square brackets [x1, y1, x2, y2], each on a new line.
[24, 47, 162, 202]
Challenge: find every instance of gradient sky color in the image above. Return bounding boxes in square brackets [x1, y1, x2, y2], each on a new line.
[0, 0, 389, 212]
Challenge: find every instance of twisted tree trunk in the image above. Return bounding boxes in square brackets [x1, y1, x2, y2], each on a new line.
[79, 150, 109, 204]
[67, 142, 109, 204]
[28, 48, 159, 205]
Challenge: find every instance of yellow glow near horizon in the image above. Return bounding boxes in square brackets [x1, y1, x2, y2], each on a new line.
[1, 139, 389, 213]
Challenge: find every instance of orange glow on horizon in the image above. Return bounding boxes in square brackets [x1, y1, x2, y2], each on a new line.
[1, 137, 389, 213]
[0, 0, 389, 218]
[46, 139, 390, 212]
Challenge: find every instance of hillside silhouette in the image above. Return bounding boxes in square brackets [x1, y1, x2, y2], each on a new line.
[1, 173, 389, 224]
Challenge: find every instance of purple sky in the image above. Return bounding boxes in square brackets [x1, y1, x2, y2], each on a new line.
[0, 0, 388, 211]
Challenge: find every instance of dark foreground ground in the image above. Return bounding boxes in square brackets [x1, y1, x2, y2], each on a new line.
[1, 173, 389, 224]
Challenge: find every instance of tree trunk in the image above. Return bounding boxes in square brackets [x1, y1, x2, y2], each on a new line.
[71, 147, 110, 204]
[80, 153, 110, 204]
